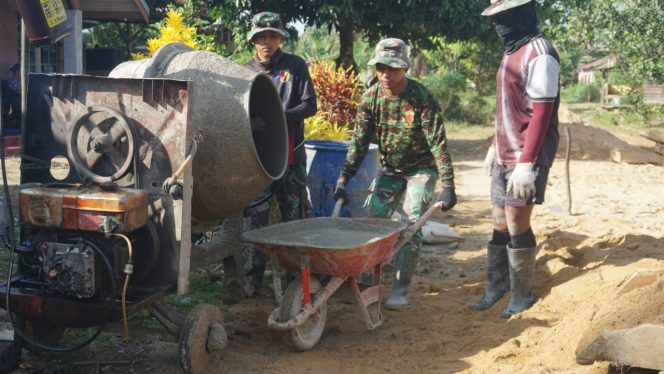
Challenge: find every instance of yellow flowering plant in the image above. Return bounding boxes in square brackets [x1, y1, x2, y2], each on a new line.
[304, 112, 352, 141]
[132, 9, 207, 60]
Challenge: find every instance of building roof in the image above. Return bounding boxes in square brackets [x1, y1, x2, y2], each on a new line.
[577, 53, 618, 73]
[71, 0, 151, 23]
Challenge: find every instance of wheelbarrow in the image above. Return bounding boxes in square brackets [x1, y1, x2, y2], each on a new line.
[241, 200, 443, 351]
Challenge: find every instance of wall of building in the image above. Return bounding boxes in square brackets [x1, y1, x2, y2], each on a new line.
[0, 1, 18, 79]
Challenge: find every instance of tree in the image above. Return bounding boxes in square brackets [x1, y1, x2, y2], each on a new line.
[569, 0, 664, 85]
[422, 37, 501, 95]
[87, 22, 154, 61]
[233, 0, 491, 70]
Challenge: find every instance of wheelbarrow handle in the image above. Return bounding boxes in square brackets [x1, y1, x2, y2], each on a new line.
[331, 198, 344, 218]
[391, 201, 443, 256]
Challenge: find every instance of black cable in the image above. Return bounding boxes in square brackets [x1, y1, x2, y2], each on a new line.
[1, 83, 115, 353]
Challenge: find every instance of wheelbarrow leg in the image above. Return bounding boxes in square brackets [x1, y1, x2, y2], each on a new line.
[350, 264, 384, 330]
[300, 252, 312, 308]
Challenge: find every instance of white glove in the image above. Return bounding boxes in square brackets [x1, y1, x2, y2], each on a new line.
[507, 163, 536, 200]
[484, 146, 496, 176]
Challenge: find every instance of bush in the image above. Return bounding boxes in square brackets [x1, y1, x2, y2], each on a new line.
[420, 71, 493, 125]
[420, 72, 467, 113]
[308, 60, 362, 128]
[457, 90, 495, 125]
[304, 113, 352, 140]
[561, 83, 601, 103]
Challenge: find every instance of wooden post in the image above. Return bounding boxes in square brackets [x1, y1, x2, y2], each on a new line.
[564, 126, 572, 215]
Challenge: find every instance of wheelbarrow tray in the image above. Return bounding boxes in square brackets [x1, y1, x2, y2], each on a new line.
[242, 217, 407, 277]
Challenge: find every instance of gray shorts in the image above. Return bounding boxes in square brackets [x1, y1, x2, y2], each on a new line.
[490, 163, 550, 207]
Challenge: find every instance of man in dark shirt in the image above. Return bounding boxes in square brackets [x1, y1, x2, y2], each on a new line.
[243, 12, 317, 297]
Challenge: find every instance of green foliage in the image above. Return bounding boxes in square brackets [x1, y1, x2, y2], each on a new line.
[420, 72, 494, 125]
[566, 0, 664, 121]
[86, 22, 155, 61]
[304, 59, 361, 140]
[423, 37, 501, 95]
[235, 1, 490, 69]
[166, 271, 221, 315]
[297, 25, 339, 62]
[569, 0, 664, 85]
[420, 72, 467, 113]
[308, 60, 362, 127]
[561, 83, 601, 103]
[297, 25, 373, 78]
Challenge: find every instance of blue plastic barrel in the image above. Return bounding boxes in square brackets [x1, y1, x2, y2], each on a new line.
[305, 140, 380, 218]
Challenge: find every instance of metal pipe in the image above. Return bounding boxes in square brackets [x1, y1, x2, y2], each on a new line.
[20, 20, 28, 135]
[111, 233, 134, 345]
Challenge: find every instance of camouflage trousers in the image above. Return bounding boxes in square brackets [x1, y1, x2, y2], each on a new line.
[243, 163, 310, 288]
[365, 167, 438, 256]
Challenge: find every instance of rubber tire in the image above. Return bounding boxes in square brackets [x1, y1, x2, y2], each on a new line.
[279, 277, 327, 352]
[179, 304, 225, 374]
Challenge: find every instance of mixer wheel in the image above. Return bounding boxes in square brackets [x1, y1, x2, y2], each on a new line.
[179, 304, 226, 374]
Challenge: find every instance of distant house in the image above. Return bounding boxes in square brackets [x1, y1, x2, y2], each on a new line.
[0, 0, 150, 79]
[576, 53, 617, 85]
[643, 83, 664, 105]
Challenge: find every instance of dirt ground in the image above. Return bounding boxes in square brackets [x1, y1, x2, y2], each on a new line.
[2, 103, 664, 373]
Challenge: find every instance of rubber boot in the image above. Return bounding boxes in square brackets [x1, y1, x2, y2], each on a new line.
[384, 248, 419, 310]
[501, 245, 537, 319]
[470, 242, 510, 311]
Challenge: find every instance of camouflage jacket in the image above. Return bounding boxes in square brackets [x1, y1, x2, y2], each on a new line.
[340, 79, 455, 186]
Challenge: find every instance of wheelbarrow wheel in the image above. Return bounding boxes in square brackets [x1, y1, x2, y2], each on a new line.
[280, 277, 327, 351]
[179, 304, 227, 374]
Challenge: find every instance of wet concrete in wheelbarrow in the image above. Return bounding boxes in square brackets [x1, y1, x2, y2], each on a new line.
[242, 217, 407, 249]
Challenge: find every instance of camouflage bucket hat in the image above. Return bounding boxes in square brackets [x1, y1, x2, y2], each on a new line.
[482, 0, 534, 16]
[367, 38, 411, 69]
[247, 12, 289, 41]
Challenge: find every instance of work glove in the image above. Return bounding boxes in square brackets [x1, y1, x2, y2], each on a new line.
[484, 145, 496, 176]
[437, 186, 457, 212]
[507, 163, 536, 200]
[333, 177, 347, 202]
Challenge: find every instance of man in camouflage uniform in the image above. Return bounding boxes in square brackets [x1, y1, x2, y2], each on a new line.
[334, 38, 457, 310]
[242, 12, 317, 297]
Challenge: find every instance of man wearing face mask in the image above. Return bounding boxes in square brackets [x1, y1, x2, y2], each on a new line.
[471, 0, 560, 318]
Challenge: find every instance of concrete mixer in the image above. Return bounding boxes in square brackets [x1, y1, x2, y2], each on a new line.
[0, 43, 288, 374]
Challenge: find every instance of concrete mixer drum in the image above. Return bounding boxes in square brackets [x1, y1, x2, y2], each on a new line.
[109, 42, 289, 223]
[66, 104, 138, 186]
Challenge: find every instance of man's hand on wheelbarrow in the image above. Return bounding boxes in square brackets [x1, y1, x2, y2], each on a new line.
[437, 186, 457, 211]
[333, 176, 348, 202]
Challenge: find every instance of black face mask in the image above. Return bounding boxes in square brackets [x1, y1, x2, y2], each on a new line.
[493, 2, 539, 54]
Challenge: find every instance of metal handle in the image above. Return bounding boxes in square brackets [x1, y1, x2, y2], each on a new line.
[391, 201, 443, 255]
[331, 198, 344, 218]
